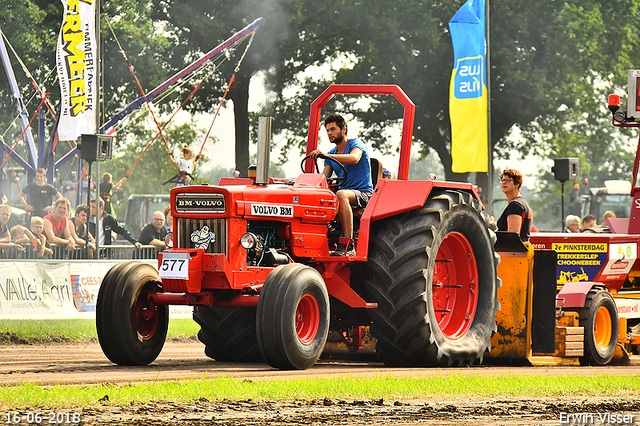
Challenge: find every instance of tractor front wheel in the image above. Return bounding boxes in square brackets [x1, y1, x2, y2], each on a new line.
[96, 261, 168, 366]
[256, 264, 329, 370]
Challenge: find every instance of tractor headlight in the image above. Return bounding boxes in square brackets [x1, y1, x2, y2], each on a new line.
[240, 233, 258, 249]
[164, 232, 173, 249]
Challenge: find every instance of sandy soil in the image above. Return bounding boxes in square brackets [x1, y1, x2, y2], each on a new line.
[2, 341, 640, 425]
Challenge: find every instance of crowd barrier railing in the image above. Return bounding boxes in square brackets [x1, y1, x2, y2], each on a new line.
[0, 243, 162, 261]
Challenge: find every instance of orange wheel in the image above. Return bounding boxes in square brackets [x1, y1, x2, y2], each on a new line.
[594, 305, 613, 351]
[575, 289, 618, 366]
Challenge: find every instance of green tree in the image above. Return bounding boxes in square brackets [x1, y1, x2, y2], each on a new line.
[260, 0, 640, 189]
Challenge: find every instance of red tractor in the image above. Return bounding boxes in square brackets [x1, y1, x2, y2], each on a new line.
[96, 84, 500, 369]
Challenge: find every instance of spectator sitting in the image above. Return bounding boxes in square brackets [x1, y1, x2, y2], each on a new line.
[17, 168, 63, 220]
[0, 204, 25, 254]
[564, 215, 581, 233]
[597, 210, 617, 232]
[89, 198, 142, 250]
[10, 225, 42, 257]
[139, 211, 168, 250]
[28, 216, 53, 257]
[581, 214, 598, 233]
[602, 210, 616, 224]
[43, 198, 79, 253]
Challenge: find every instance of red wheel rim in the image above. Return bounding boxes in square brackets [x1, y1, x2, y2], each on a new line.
[133, 285, 160, 340]
[432, 231, 479, 339]
[296, 293, 320, 344]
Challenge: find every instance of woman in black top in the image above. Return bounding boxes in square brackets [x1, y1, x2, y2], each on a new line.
[496, 169, 533, 242]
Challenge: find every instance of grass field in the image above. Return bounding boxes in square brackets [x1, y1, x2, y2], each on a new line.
[1, 319, 640, 410]
[0, 318, 199, 344]
[1, 372, 639, 409]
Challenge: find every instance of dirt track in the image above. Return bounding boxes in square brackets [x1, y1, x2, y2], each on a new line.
[2, 341, 640, 425]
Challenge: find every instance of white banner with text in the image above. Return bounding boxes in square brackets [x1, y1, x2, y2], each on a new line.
[0, 261, 192, 319]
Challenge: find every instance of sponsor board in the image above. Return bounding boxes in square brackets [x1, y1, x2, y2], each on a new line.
[0, 261, 192, 319]
[615, 297, 640, 319]
[601, 242, 637, 280]
[551, 242, 608, 285]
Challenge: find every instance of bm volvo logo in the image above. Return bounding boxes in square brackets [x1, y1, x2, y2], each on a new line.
[191, 226, 215, 250]
[453, 56, 483, 99]
[176, 194, 225, 212]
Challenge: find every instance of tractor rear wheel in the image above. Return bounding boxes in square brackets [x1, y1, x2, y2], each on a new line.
[256, 264, 329, 370]
[575, 288, 618, 365]
[194, 306, 262, 362]
[96, 261, 168, 365]
[364, 189, 499, 366]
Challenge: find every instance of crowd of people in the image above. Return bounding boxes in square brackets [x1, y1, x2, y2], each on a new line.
[563, 211, 617, 233]
[0, 168, 173, 260]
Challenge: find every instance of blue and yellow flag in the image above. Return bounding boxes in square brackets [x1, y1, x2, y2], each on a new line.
[449, 0, 488, 173]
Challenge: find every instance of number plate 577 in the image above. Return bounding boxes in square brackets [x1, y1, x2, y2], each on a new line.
[159, 253, 190, 280]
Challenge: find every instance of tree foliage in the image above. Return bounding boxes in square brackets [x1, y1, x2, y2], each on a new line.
[1, 0, 640, 226]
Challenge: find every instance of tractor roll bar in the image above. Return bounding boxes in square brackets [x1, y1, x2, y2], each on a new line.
[305, 84, 415, 181]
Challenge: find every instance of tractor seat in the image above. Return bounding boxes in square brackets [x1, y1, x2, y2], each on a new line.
[353, 158, 383, 218]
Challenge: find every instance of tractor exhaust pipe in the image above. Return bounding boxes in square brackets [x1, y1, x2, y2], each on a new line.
[256, 116, 272, 185]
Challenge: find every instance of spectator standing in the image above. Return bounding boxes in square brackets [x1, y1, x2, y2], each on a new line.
[0, 204, 25, 253]
[18, 168, 63, 220]
[89, 198, 142, 249]
[162, 205, 173, 234]
[139, 211, 168, 249]
[43, 198, 79, 252]
[564, 215, 581, 233]
[91, 172, 126, 216]
[496, 169, 533, 242]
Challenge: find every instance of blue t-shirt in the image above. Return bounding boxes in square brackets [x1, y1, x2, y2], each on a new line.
[324, 138, 373, 193]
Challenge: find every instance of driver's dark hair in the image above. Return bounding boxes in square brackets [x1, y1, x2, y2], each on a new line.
[324, 114, 347, 134]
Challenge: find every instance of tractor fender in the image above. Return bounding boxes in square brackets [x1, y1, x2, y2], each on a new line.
[367, 180, 479, 222]
[556, 281, 605, 308]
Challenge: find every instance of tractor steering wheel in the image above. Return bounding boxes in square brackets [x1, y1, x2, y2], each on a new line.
[300, 154, 348, 189]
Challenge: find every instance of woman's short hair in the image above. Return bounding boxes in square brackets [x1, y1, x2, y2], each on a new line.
[500, 169, 523, 190]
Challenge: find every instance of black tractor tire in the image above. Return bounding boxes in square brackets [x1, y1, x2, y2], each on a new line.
[256, 264, 330, 370]
[364, 189, 500, 367]
[96, 261, 168, 366]
[193, 305, 262, 362]
[574, 288, 618, 366]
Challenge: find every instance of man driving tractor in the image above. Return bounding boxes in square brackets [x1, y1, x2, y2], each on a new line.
[310, 114, 373, 256]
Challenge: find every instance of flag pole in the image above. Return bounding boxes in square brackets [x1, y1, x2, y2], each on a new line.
[486, 0, 493, 216]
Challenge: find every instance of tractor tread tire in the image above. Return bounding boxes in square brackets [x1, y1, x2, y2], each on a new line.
[575, 288, 618, 366]
[364, 189, 499, 367]
[193, 306, 262, 362]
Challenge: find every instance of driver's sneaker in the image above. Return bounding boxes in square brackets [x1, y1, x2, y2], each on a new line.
[331, 237, 355, 257]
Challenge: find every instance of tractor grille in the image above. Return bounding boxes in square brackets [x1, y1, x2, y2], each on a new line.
[176, 218, 227, 255]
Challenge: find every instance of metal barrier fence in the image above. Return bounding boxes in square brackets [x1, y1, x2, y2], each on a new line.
[0, 243, 162, 261]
